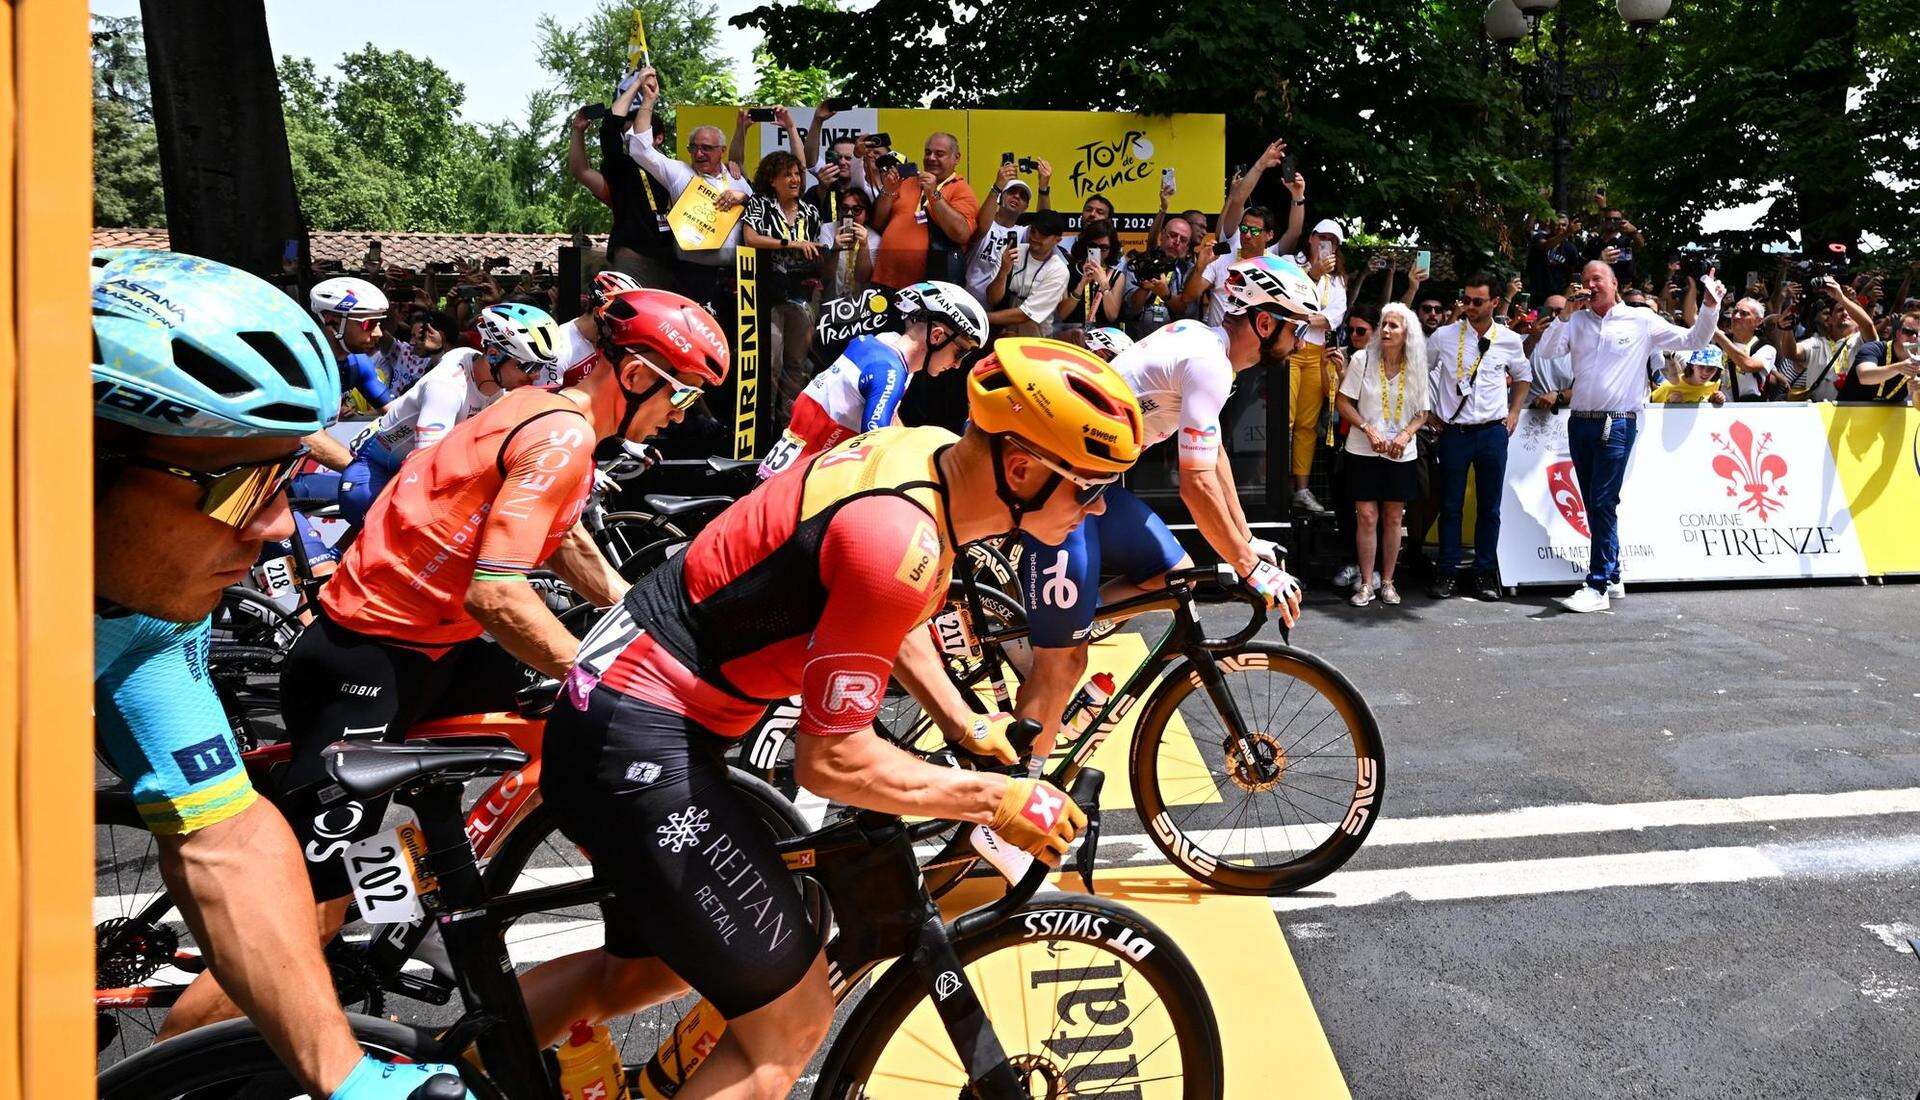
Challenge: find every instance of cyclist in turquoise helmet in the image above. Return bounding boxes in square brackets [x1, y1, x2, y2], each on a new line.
[92, 248, 471, 1099]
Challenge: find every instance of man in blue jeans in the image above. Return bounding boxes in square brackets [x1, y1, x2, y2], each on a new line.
[1533, 260, 1725, 612]
[1426, 271, 1532, 601]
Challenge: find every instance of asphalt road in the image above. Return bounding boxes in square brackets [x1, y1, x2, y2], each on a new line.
[1281, 578, 1920, 1099]
[93, 578, 1920, 1097]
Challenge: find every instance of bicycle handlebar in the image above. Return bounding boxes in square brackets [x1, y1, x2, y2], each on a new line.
[950, 767, 1105, 940]
[1147, 564, 1273, 651]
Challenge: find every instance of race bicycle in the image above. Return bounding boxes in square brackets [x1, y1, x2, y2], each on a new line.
[100, 736, 1225, 1098]
[741, 563, 1385, 897]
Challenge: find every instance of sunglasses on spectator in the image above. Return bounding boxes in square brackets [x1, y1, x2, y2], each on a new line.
[1348, 324, 1373, 337]
[112, 446, 308, 529]
[1009, 438, 1119, 506]
[1238, 224, 1268, 236]
[1461, 295, 1492, 306]
[1901, 327, 1920, 339]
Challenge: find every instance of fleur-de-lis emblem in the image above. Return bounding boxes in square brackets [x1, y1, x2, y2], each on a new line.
[1547, 460, 1590, 538]
[1709, 420, 1789, 520]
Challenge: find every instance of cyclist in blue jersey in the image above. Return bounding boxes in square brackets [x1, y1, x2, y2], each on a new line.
[301, 276, 395, 476]
[92, 248, 469, 1099]
[757, 280, 986, 478]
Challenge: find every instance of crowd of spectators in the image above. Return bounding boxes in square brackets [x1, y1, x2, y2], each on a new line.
[324, 77, 1920, 601]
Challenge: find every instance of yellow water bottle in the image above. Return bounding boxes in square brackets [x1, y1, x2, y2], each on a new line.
[557, 1019, 631, 1100]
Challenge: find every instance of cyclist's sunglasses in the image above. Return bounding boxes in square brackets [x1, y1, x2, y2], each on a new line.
[113, 446, 308, 529]
[605, 345, 703, 411]
[1010, 439, 1120, 507]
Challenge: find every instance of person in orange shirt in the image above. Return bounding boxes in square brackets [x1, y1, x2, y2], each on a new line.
[869, 131, 981, 290]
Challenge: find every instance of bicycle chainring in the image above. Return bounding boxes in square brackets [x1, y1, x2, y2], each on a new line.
[1225, 731, 1287, 792]
[96, 916, 179, 989]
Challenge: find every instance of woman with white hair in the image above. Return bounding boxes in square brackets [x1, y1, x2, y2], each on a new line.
[1335, 302, 1430, 606]
[1286, 217, 1351, 513]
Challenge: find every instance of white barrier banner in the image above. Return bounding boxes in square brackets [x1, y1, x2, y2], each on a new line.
[1499, 404, 1868, 586]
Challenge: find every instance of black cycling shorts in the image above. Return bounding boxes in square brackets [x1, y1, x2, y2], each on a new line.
[277, 606, 528, 900]
[541, 685, 820, 1019]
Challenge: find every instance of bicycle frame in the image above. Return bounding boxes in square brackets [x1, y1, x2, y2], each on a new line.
[920, 567, 1270, 893]
[94, 710, 546, 1017]
[397, 757, 1104, 1098]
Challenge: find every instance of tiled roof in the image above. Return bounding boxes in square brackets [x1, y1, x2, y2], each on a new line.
[91, 229, 609, 272]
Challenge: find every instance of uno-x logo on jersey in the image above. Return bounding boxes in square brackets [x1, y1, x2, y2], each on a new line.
[1039, 550, 1078, 608]
[894, 521, 941, 590]
[822, 671, 882, 715]
[1020, 785, 1065, 831]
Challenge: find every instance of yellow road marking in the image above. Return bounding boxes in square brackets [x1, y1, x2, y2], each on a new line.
[902, 867, 1350, 1097]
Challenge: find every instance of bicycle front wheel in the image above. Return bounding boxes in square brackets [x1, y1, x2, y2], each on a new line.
[1131, 642, 1384, 895]
[814, 895, 1222, 1098]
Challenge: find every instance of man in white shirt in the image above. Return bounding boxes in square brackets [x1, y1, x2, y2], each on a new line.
[1774, 277, 1867, 402]
[1534, 260, 1726, 612]
[624, 68, 753, 313]
[984, 209, 1070, 337]
[1426, 272, 1533, 601]
[1713, 298, 1782, 401]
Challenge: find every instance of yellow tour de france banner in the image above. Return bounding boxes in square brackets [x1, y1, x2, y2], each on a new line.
[667, 177, 745, 252]
[678, 104, 1224, 237]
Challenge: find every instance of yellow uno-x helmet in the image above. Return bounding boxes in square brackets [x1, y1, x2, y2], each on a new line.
[967, 337, 1145, 474]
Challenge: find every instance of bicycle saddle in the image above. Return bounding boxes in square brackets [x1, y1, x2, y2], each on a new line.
[706, 456, 758, 476]
[643, 493, 735, 518]
[323, 740, 530, 802]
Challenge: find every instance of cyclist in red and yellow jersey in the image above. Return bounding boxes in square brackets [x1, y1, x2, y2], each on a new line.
[515, 339, 1145, 1095]
[158, 288, 730, 1038]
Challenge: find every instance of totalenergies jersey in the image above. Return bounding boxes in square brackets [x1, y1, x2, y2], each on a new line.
[321, 387, 595, 647]
[757, 335, 910, 478]
[573, 425, 956, 738]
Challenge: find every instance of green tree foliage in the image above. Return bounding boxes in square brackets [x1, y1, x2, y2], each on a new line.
[91, 15, 165, 228]
[736, 0, 1919, 272]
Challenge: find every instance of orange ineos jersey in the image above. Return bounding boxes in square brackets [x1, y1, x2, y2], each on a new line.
[321, 387, 596, 646]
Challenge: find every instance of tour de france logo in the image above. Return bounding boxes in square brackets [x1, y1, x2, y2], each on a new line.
[1709, 420, 1788, 521]
[1547, 460, 1590, 538]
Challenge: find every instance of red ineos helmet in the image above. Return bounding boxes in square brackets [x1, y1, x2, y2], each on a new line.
[598, 288, 729, 386]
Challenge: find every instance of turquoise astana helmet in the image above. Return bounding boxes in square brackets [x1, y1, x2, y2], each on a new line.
[91, 248, 341, 438]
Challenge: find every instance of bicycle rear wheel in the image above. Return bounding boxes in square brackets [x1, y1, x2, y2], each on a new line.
[1130, 642, 1384, 895]
[813, 895, 1222, 1098]
[480, 769, 821, 1066]
[97, 1014, 501, 1100]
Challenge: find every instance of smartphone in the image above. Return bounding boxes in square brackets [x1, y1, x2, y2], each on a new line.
[581, 103, 611, 121]
[820, 96, 853, 112]
[1161, 167, 1176, 192]
[747, 107, 777, 122]
[1087, 247, 1103, 268]
[1278, 153, 1298, 183]
[1416, 250, 1432, 273]
[1002, 151, 1015, 166]
[1514, 291, 1531, 308]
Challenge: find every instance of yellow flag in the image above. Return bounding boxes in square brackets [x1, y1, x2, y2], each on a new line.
[627, 6, 650, 72]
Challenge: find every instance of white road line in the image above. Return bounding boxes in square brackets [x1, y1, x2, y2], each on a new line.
[95, 785, 1920, 922]
[1270, 834, 1920, 912]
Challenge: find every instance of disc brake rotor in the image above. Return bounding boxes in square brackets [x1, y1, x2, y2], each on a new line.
[1007, 1053, 1071, 1098]
[1224, 731, 1287, 792]
[97, 916, 179, 988]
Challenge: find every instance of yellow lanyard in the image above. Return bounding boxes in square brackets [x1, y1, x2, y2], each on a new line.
[1380, 357, 1406, 430]
[1455, 323, 1490, 382]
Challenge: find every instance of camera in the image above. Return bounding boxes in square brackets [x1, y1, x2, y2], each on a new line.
[876, 151, 916, 177]
[819, 96, 853, 112]
[1126, 248, 1179, 282]
[580, 103, 611, 121]
[1018, 156, 1039, 174]
[862, 132, 891, 150]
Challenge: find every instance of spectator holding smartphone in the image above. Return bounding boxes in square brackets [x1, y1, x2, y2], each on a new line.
[1713, 297, 1782, 401]
[569, 75, 674, 287]
[741, 148, 828, 420]
[870, 132, 978, 290]
[1056, 219, 1126, 334]
[966, 158, 1032, 307]
[984, 209, 1070, 337]
[1836, 306, 1919, 405]
[1585, 207, 1642, 287]
[1778, 276, 1867, 401]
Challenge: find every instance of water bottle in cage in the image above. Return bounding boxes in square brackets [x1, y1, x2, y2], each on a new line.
[1057, 672, 1116, 749]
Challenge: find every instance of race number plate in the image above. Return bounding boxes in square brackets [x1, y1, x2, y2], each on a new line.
[251, 555, 298, 599]
[929, 605, 980, 659]
[344, 821, 434, 924]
